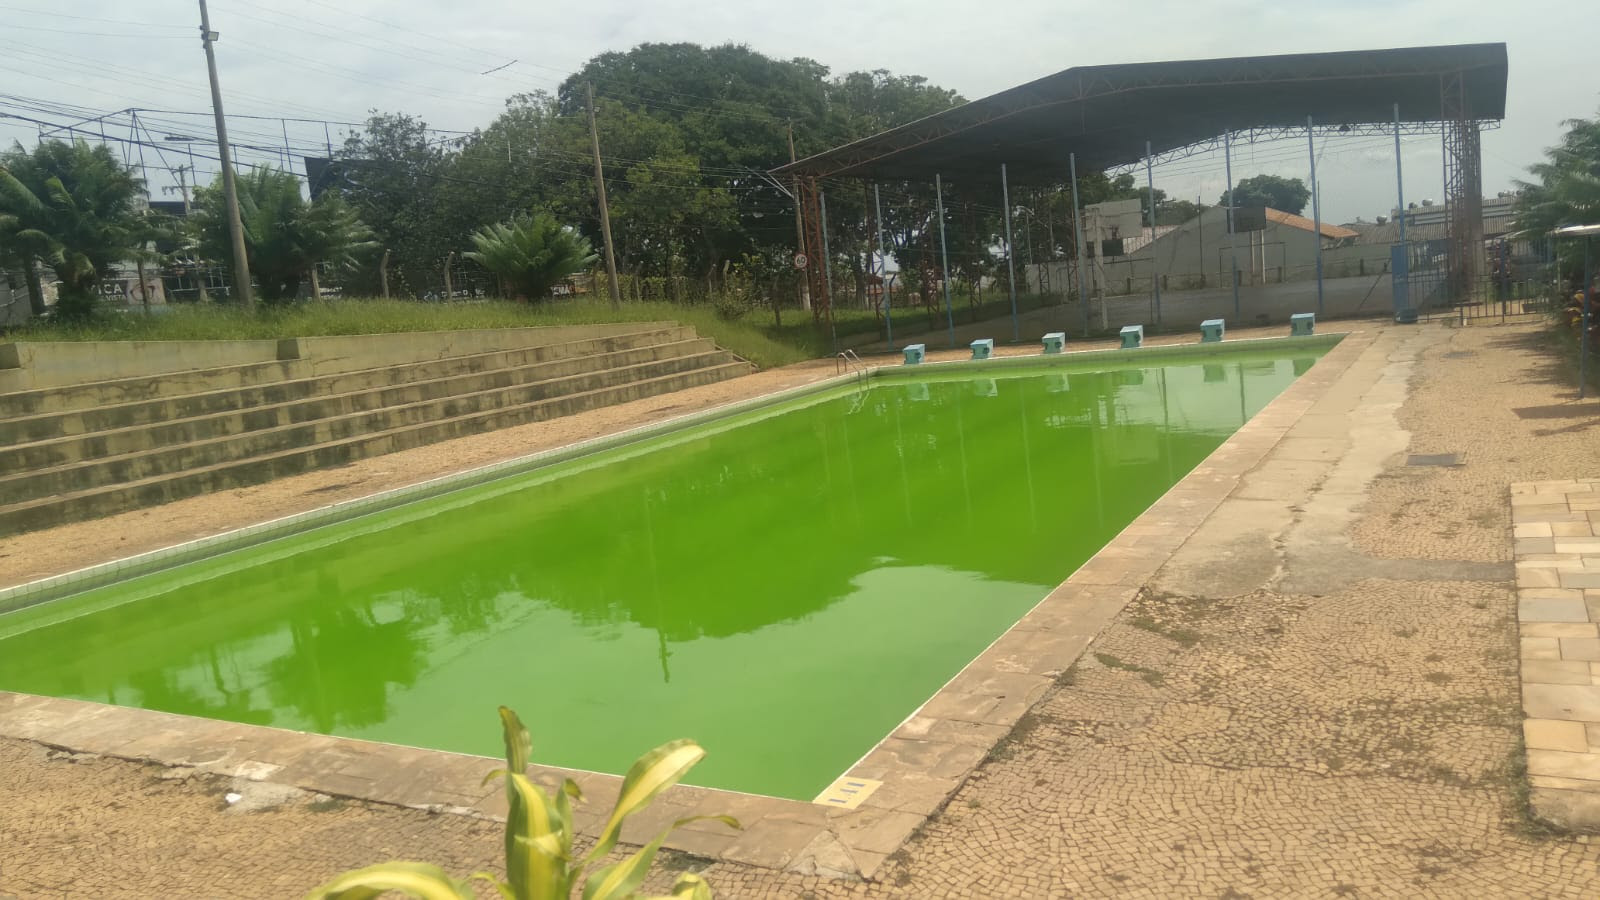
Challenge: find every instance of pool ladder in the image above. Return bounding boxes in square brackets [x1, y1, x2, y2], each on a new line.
[835, 350, 869, 412]
[835, 349, 867, 386]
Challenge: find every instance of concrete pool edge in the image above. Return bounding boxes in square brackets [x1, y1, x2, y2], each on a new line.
[0, 330, 1368, 881]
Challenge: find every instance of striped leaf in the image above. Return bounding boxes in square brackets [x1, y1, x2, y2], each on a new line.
[584, 740, 706, 865]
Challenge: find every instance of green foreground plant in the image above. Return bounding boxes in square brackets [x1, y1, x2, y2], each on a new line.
[305, 707, 737, 899]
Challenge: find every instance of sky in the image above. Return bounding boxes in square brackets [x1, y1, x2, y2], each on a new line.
[1, 0, 1595, 225]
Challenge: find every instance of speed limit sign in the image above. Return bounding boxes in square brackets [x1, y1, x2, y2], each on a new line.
[792, 253, 808, 269]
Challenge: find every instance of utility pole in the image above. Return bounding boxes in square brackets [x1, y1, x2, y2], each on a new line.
[169, 162, 209, 301]
[197, 0, 252, 310]
[173, 165, 193, 215]
[585, 83, 621, 308]
[789, 121, 809, 312]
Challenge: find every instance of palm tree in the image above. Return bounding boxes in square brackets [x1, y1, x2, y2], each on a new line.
[0, 140, 156, 321]
[464, 211, 597, 300]
[192, 167, 375, 303]
[1517, 115, 1600, 241]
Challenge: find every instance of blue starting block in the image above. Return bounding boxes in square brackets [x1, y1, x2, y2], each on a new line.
[1290, 313, 1315, 336]
[1200, 318, 1225, 343]
[1042, 332, 1066, 355]
[970, 338, 994, 360]
[903, 343, 926, 365]
[1119, 325, 1144, 349]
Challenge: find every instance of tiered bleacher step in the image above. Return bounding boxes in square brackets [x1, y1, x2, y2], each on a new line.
[0, 324, 752, 536]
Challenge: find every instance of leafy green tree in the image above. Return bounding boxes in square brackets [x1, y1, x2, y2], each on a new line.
[192, 167, 374, 303]
[465, 211, 598, 300]
[1517, 113, 1600, 236]
[336, 113, 455, 296]
[1219, 174, 1310, 215]
[0, 139, 156, 320]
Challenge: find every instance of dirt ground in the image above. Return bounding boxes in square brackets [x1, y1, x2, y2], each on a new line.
[6, 319, 1600, 898]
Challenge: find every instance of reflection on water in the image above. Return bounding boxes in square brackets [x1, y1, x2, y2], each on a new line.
[0, 353, 1319, 799]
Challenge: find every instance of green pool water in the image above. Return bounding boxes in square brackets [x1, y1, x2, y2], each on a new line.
[0, 348, 1322, 800]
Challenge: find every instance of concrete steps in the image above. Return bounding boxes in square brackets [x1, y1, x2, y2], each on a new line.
[0, 337, 716, 472]
[0, 325, 751, 536]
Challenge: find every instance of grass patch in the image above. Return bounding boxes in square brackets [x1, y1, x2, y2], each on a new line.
[1094, 652, 1165, 686]
[7, 298, 865, 370]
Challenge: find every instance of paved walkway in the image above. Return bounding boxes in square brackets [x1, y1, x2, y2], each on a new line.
[1512, 479, 1600, 829]
[5, 320, 1600, 897]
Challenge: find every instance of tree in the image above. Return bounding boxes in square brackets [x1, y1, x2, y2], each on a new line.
[336, 113, 455, 296]
[192, 167, 375, 303]
[1517, 114, 1600, 237]
[0, 139, 156, 320]
[1219, 174, 1310, 215]
[464, 211, 598, 300]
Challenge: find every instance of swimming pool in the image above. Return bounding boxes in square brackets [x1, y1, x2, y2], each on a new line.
[0, 345, 1326, 800]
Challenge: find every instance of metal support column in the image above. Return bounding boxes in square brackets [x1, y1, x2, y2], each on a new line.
[1145, 141, 1161, 327]
[874, 184, 894, 349]
[1070, 153, 1090, 337]
[1583, 236, 1593, 401]
[798, 177, 830, 323]
[935, 173, 955, 348]
[1442, 71, 1484, 301]
[820, 189, 838, 357]
[1001, 163, 1019, 342]
[1394, 104, 1408, 246]
[1224, 129, 1240, 320]
[1307, 116, 1324, 315]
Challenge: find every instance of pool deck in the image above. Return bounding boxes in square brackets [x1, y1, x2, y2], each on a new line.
[5, 317, 1600, 896]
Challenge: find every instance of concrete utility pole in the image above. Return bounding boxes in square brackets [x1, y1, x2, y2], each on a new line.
[585, 83, 621, 308]
[197, 0, 252, 310]
[789, 121, 809, 312]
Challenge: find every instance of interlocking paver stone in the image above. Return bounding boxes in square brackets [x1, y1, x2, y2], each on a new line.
[1511, 478, 1600, 830]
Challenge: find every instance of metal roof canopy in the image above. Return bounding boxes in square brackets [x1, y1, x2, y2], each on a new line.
[774, 43, 1507, 185]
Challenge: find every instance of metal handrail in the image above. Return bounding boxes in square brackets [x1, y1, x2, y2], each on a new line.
[835, 349, 869, 392]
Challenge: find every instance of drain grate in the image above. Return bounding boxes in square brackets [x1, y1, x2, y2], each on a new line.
[813, 775, 881, 809]
[1407, 452, 1464, 467]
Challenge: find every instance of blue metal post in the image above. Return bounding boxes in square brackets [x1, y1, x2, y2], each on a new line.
[1394, 104, 1407, 245]
[1224, 129, 1240, 320]
[1001, 163, 1019, 342]
[873, 183, 893, 349]
[1146, 140, 1161, 327]
[1070, 153, 1090, 337]
[935, 173, 955, 348]
[1307, 115, 1324, 315]
[820, 189, 838, 357]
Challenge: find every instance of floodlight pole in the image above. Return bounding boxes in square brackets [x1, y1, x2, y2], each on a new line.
[1224, 129, 1239, 321]
[197, 0, 252, 311]
[1069, 153, 1090, 338]
[1145, 140, 1161, 327]
[1307, 116, 1324, 316]
[1001, 163, 1019, 343]
[874, 183, 894, 349]
[935, 173, 955, 349]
